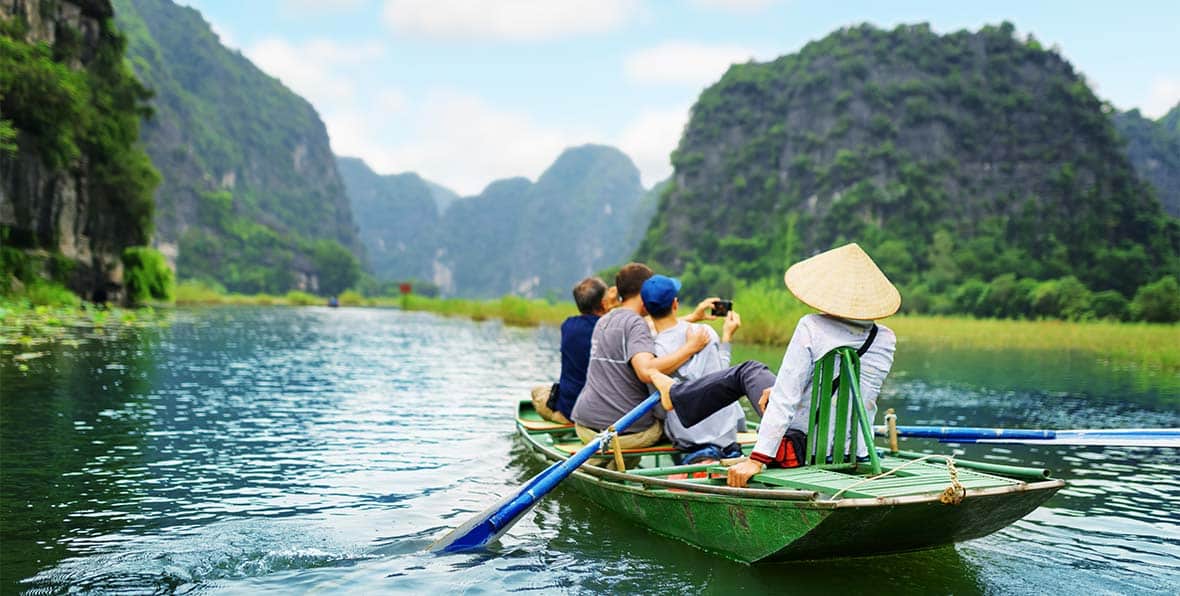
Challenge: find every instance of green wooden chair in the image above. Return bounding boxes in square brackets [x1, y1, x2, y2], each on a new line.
[805, 346, 882, 474]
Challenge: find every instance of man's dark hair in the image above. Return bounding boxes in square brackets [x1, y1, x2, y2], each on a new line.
[646, 301, 674, 319]
[572, 277, 607, 315]
[615, 262, 654, 301]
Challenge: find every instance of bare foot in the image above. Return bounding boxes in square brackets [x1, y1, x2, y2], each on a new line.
[651, 371, 676, 411]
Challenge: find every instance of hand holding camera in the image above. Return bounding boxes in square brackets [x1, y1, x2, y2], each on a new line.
[710, 299, 733, 317]
[721, 310, 741, 343]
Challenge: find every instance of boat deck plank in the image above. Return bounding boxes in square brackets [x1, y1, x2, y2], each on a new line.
[719, 459, 1021, 499]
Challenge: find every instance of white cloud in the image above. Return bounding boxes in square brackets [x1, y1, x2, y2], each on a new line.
[376, 88, 408, 113]
[329, 92, 691, 194]
[615, 106, 690, 187]
[336, 91, 594, 195]
[1143, 76, 1180, 119]
[245, 38, 386, 108]
[690, 0, 779, 13]
[382, 0, 640, 41]
[624, 41, 760, 87]
[282, 0, 369, 12]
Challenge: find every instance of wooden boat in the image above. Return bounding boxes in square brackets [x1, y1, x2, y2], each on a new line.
[515, 399, 1065, 563]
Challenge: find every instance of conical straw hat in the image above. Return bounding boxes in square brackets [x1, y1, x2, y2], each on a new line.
[784, 243, 901, 320]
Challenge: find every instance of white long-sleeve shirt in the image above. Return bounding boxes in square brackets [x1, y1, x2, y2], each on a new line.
[752, 314, 896, 461]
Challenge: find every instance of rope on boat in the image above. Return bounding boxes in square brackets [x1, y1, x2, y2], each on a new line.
[940, 457, 966, 505]
[829, 453, 966, 504]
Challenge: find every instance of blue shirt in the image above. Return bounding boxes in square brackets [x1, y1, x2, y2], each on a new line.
[555, 313, 599, 418]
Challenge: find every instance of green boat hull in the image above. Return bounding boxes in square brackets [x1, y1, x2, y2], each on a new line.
[516, 405, 1064, 563]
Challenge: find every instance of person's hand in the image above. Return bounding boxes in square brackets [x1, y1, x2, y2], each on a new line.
[727, 459, 765, 487]
[601, 286, 619, 311]
[758, 387, 772, 412]
[685, 297, 720, 322]
[685, 325, 709, 353]
[721, 311, 741, 343]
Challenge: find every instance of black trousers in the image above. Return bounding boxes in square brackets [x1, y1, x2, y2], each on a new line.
[669, 360, 775, 427]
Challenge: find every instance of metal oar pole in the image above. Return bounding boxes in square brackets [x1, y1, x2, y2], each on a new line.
[428, 394, 662, 553]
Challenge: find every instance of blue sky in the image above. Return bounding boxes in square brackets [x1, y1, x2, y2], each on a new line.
[177, 0, 1179, 195]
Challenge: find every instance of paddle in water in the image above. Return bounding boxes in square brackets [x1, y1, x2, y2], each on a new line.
[428, 394, 662, 553]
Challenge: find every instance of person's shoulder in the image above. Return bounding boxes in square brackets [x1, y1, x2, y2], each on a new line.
[564, 313, 598, 326]
[603, 307, 629, 321]
[797, 313, 825, 332]
[699, 323, 721, 342]
[874, 321, 897, 344]
[655, 320, 692, 340]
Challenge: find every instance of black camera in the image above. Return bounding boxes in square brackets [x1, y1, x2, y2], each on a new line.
[711, 299, 733, 317]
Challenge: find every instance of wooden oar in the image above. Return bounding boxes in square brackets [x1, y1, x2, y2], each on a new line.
[873, 425, 1180, 447]
[428, 394, 661, 553]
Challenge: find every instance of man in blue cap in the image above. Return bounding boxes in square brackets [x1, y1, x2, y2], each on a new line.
[641, 275, 749, 465]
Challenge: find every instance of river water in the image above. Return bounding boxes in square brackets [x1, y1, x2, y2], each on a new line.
[1, 307, 1178, 594]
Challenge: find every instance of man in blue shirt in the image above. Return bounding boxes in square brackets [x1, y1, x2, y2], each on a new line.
[531, 277, 612, 423]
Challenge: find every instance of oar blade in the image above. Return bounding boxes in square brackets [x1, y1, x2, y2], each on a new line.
[428, 394, 661, 554]
[427, 489, 529, 553]
[428, 454, 566, 553]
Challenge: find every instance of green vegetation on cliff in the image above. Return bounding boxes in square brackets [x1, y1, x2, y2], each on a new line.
[113, 0, 360, 295]
[1113, 103, 1180, 218]
[341, 145, 657, 298]
[1, 3, 160, 302]
[336, 157, 443, 283]
[637, 22, 1180, 322]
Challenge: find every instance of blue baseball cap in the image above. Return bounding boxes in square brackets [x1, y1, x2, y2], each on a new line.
[641, 275, 682, 312]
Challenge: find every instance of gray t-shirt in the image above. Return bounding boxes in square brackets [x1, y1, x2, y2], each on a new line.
[570, 308, 659, 431]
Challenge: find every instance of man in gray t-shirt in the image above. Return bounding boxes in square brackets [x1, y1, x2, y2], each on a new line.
[570, 263, 709, 448]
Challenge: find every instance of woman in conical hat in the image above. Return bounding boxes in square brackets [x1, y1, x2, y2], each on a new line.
[648, 243, 901, 487]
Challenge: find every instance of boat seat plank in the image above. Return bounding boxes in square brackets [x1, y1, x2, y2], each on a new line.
[518, 418, 575, 431]
[551, 432, 758, 456]
[733, 467, 880, 498]
[703, 461, 1022, 499]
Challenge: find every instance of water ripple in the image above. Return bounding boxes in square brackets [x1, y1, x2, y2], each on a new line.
[3, 306, 1178, 594]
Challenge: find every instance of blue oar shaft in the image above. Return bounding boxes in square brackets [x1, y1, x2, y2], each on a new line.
[875, 425, 1180, 446]
[433, 394, 662, 553]
[887, 425, 1056, 441]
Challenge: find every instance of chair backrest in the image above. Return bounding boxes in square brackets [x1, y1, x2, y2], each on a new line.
[805, 347, 882, 473]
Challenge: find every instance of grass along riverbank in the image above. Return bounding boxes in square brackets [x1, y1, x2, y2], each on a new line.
[172, 280, 572, 325]
[9, 279, 1175, 374]
[399, 283, 1180, 374]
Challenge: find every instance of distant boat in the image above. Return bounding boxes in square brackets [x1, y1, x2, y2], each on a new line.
[514, 399, 1064, 563]
[327, 296, 339, 308]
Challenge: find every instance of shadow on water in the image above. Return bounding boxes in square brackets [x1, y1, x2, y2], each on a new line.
[0, 325, 160, 592]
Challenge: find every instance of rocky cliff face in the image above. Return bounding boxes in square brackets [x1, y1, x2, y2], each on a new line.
[1, 0, 158, 301]
[336, 157, 441, 282]
[112, 0, 362, 294]
[636, 23, 1179, 298]
[340, 145, 654, 298]
[1113, 104, 1180, 218]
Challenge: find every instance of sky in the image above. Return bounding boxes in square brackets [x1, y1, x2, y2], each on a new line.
[176, 0, 1180, 196]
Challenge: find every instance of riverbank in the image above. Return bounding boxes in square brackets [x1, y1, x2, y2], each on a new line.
[0, 298, 169, 369]
[400, 285, 1180, 374]
[172, 281, 571, 326]
[11, 280, 1177, 374]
